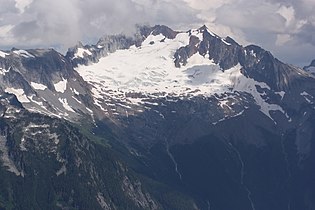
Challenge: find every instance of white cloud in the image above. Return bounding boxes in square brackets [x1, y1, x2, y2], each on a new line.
[0, 0, 314, 66]
[277, 5, 295, 27]
[14, 0, 33, 13]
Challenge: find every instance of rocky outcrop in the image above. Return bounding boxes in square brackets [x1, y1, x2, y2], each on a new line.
[0, 48, 95, 120]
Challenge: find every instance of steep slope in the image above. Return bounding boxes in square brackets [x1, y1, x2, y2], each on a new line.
[0, 48, 95, 121]
[0, 89, 201, 210]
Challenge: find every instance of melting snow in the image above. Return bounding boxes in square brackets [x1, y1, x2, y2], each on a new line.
[54, 78, 67, 93]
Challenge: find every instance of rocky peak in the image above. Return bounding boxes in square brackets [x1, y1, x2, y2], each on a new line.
[67, 25, 178, 68]
[173, 25, 308, 91]
[150, 25, 178, 39]
[241, 45, 309, 91]
[174, 25, 242, 69]
[201, 28, 241, 69]
[0, 48, 75, 91]
[23, 49, 73, 76]
[0, 47, 94, 120]
[303, 59, 315, 75]
[67, 34, 138, 67]
[0, 90, 24, 122]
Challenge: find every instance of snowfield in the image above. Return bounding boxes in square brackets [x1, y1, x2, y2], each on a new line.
[75, 30, 286, 121]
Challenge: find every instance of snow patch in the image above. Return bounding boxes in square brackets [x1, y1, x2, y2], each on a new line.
[0, 50, 8, 58]
[75, 48, 92, 58]
[27, 123, 50, 129]
[29, 95, 43, 106]
[31, 82, 47, 90]
[301, 91, 313, 103]
[56, 165, 67, 176]
[13, 50, 34, 58]
[0, 67, 9, 75]
[5, 87, 30, 102]
[190, 29, 203, 41]
[54, 78, 67, 93]
[249, 50, 257, 58]
[221, 38, 231, 46]
[72, 88, 79, 95]
[58, 98, 75, 112]
[276, 91, 285, 100]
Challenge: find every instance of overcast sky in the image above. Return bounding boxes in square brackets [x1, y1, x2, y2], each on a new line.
[0, 0, 314, 67]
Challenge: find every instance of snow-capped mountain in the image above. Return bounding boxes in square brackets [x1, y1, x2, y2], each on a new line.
[1, 25, 312, 126]
[68, 25, 314, 137]
[1, 25, 315, 210]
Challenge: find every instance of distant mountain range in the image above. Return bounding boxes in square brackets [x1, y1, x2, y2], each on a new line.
[0, 25, 315, 210]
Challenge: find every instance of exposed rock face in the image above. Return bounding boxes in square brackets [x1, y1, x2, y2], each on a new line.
[173, 26, 307, 92]
[0, 92, 165, 210]
[66, 35, 137, 67]
[122, 176, 158, 210]
[0, 48, 95, 120]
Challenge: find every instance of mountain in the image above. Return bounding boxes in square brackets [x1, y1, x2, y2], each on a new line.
[0, 90, 183, 210]
[1, 25, 315, 210]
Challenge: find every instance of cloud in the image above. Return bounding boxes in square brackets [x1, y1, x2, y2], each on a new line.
[0, 0, 314, 66]
[188, 0, 315, 66]
[0, 0, 198, 51]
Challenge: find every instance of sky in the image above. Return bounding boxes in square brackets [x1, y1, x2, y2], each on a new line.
[0, 0, 314, 67]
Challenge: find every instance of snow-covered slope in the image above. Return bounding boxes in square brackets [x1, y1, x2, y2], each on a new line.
[0, 25, 312, 126]
[75, 28, 287, 122]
